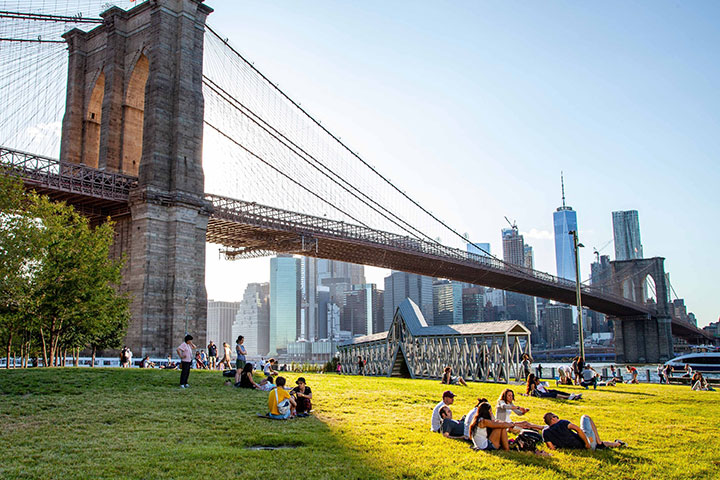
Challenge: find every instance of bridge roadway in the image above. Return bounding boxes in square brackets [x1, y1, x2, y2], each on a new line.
[1, 146, 711, 339]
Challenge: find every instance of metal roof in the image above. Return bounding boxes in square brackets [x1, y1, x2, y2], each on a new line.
[340, 299, 531, 347]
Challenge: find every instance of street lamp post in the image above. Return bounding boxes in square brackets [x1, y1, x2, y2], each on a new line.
[184, 288, 191, 336]
[569, 230, 585, 362]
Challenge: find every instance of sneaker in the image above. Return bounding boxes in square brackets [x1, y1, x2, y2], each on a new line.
[180, 385, 186, 389]
[615, 439, 627, 447]
[184, 384, 190, 388]
[568, 394, 577, 400]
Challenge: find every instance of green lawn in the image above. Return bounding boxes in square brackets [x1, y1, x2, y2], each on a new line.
[0, 368, 718, 480]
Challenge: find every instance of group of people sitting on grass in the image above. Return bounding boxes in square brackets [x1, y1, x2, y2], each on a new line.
[224, 361, 313, 419]
[430, 389, 626, 453]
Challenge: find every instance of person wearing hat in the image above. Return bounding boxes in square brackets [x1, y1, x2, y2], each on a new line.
[431, 390, 464, 437]
[290, 377, 313, 417]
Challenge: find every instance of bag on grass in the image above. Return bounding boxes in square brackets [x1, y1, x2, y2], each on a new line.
[510, 430, 543, 452]
[222, 369, 237, 377]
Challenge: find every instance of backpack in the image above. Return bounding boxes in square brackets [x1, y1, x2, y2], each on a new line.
[510, 430, 543, 452]
[275, 388, 290, 416]
[222, 369, 237, 377]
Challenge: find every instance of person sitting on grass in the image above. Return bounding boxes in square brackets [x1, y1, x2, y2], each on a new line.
[496, 389, 543, 433]
[557, 365, 573, 385]
[235, 363, 259, 389]
[468, 401, 515, 451]
[431, 390, 463, 437]
[625, 365, 639, 384]
[441, 366, 468, 387]
[610, 365, 623, 383]
[264, 358, 279, 377]
[194, 351, 207, 370]
[257, 375, 276, 391]
[463, 397, 488, 439]
[525, 374, 582, 400]
[580, 364, 600, 389]
[691, 372, 715, 391]
[682, 364, 693, 378]
[542, 412, 626, 450]
[268, 376, 296, 420]
[290, 377, 313, 417]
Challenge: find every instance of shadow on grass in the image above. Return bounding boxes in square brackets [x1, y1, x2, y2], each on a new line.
[0, 368, 386, 480]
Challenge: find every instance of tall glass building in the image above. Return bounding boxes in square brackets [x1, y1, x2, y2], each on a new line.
[269, 255, 301, 355]
[553, 205, 578, 281]
[612, 210, 643, 260]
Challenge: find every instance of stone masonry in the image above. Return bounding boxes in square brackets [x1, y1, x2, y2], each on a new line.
[59, 0, 213, 356]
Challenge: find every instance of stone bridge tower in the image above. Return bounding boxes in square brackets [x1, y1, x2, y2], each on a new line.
[608, 257, 673, 363]
[59, 0, 213, 356]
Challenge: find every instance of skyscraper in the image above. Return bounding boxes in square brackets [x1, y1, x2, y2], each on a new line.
[383, 271, 433, 329]
[269, 255, 301, 355]
[232, 283, 270, 356]
[207, 300, 242, 349]
[467, 242, 492, 258]
[553, 175, 578, 281]
[612, 210, 643, 261]
[502, 227, 525, 266]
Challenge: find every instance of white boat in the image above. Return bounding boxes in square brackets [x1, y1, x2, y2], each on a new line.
[665, 352, 720, 373]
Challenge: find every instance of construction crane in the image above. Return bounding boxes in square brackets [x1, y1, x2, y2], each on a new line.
[504, 216, 517, 231]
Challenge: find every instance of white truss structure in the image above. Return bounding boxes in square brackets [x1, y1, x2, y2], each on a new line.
[338, 299, 532, 383]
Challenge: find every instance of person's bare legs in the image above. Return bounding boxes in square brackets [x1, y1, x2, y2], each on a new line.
[487, 428, 505, 450]
[459, 377, 468, 387]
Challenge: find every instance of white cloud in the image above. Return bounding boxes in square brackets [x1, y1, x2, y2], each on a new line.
[521, 228, 554, 240]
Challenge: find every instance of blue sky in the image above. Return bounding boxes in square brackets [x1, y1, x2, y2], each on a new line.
[203, 1, 720, 327]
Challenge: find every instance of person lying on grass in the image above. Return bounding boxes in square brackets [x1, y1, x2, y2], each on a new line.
[268, 376, 296, 420]
[496, 389, 543, 433]
[525, 374, 582, 400]
[441, 366, 468, 387]
[542, 412, 626, 450]
[468, 401, 515, 451]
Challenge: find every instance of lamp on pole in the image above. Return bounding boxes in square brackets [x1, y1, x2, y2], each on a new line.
[569, 230, 585, 362]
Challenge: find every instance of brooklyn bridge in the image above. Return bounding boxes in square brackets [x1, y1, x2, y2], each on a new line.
[0, 0, 712, 363]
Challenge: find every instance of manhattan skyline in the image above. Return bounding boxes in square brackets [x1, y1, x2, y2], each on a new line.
[204, 1, 719, 328]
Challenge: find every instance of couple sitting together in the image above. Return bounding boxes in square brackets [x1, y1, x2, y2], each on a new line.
[266, 376, 313, 419]
[431, 390, 625, 452]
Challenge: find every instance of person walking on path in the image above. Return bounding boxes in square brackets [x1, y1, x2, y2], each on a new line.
[235, 336, 247, 371]
[207, 341, 217, 370]
[358, 356, 365, 375]
[176, 335, 195, 388]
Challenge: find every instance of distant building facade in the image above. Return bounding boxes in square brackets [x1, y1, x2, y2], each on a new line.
[269, 255, 301, 355]
[544, 303, 575, 349]
[207, 300, 242, 350]
[612, 210, 643, 261]
[232, 283, 270, 357]
[383, 271, 433, 329]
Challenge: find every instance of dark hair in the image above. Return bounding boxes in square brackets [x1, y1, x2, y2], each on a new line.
[543, 412, 557, 425]
[276, 376, 286, 387]
[242, 363, 254, 375]
[498, 389, 514, 404]
[236, 335, 244, 343]
[469, 402, 493, 437]
[184, 334, 193, 342]
[526, 373, 537, 395]
[474, 397, 488, 407]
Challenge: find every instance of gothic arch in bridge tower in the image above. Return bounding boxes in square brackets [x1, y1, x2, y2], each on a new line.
[82, 71, 104, 168]
[121, 53, 148, 176]
[643, 274, 657, 304]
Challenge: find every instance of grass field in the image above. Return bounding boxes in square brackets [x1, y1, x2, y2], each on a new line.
[1, 368, 719, 480]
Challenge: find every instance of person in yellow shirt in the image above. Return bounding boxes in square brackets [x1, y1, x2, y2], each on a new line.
[268, 376, 296, 419]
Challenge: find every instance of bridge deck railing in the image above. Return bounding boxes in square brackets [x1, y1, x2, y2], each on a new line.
[207, 194, 648, 312]
[1, 146, 137, 201]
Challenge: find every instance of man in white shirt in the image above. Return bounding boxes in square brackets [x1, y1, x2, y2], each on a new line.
[176, 334, 195, 388]
[431, 391, 464, 436]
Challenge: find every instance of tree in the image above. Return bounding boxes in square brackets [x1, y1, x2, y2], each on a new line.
[0, 171, 130, 367]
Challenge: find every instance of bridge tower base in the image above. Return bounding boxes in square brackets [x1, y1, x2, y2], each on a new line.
[609, 257, 673, 364]
[60, 0, 213, 356]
